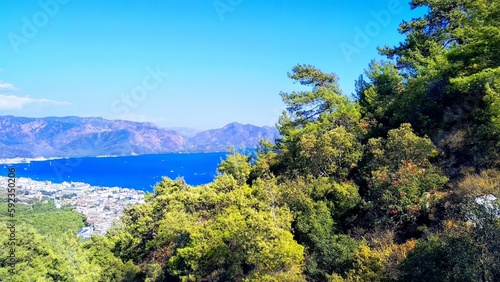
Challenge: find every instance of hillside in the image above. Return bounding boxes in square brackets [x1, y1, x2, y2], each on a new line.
[2, 1, 499, 281]
[0, 116, 280, 158]
[186, 122, 278, 152]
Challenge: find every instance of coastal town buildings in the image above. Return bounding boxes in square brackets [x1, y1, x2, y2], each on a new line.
[1, 176, 145, 238]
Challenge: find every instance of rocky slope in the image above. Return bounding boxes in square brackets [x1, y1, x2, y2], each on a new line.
[0, 116, 279, 158]
[186, 122, 278, 152]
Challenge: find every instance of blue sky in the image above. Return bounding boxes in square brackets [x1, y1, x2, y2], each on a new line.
[0, 0, 425, 129]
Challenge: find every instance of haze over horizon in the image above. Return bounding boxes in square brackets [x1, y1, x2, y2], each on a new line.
[0, 114, 276, 132]
[0, 0, 425, 130]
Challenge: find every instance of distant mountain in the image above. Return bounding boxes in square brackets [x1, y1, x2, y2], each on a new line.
[186, 122, 279, 152]
[165, 127, 202, 138]
[0, 116, 279, 158]
[0, 116, 186, 158]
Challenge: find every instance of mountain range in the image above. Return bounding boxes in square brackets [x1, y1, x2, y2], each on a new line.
[0, 116, 279, 158]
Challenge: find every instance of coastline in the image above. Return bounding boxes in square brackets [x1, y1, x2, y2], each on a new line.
[0, 175, 137, 191]
[0, 155, 124, 165]
[0, 151, 231, 165]
[0, 175, 145, 236]
[1, 152, 228, 189]
[0, 156, 65, 165]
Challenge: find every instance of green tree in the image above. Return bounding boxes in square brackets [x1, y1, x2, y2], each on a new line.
[0, 224, 60, 281]
[275, 65, 363, 180]
[356, 61, 405, 137]
[399, 234, 483, 282]
[109, 176, 305, 281]
[365, 124, 447, 229]
[218, 150, 252, 185]
[378, 0, 500, 170]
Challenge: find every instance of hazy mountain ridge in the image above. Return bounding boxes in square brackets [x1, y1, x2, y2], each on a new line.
[186, 122, 278, 152]
[0, 116, 279, 158]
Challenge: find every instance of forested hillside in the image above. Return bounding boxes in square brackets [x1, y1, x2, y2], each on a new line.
[2, 1, 499, 281]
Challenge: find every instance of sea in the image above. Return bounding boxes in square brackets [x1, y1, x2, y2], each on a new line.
[8, 152, 229, 192]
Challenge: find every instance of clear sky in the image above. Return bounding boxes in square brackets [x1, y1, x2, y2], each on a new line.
[0, 0, 425, 130]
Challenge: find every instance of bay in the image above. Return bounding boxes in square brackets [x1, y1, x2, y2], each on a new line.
[9, 152, 229, 192]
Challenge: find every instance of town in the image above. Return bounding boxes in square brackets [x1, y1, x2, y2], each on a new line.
[0, 176, 145, 238]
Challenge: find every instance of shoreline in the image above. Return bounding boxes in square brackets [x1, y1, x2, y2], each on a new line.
[0, 151, 231, 165]
[0, 175, 138, 191]
[0, 175, 145, 236]
[0, 156, 65, 165]
[0, 155, 124, 165]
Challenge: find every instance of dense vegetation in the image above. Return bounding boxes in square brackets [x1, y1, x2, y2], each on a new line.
[0, 200, 138, 281]
[2, 0, 500, 281]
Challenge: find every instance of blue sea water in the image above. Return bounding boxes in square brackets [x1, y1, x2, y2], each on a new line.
[11, 152, 229, 192]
